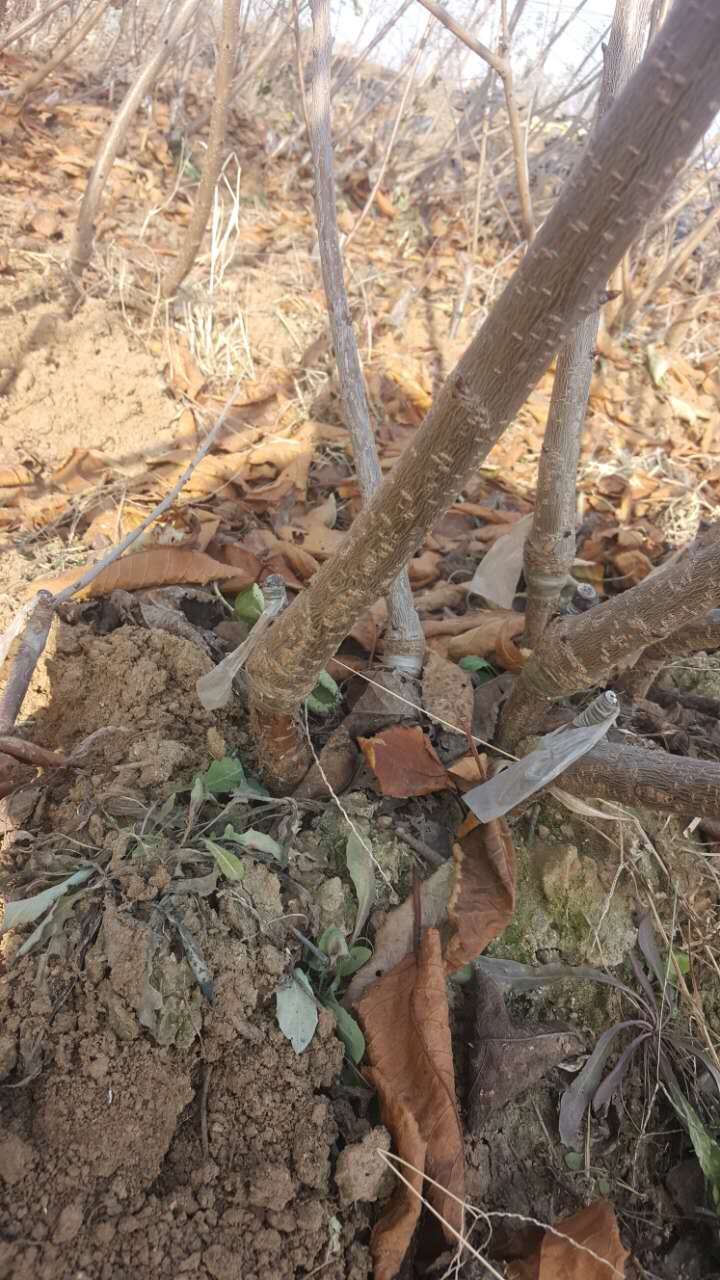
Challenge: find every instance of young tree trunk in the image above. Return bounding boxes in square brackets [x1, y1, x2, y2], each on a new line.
[244, 0, 720, 791]
[10, 0, 114, 104]
[0, 0, 71, 55]
[523, 0, 652, 648]
[68, 0, 202, 280]
[500, 525, 720, 751]
[305, 0, 424, 674]
[160, 0, 240, 297]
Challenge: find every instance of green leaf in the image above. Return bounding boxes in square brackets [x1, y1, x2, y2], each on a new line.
[317, 926, 349, 962]
[672, 949, 690, 977]
[335, 945, 372, 980]
[345, 832, 375, 943]
[2, 867, 94, 933]
[203, 838, 245, 881]
[199, 757, 246, 795]
[305, 669, 341, 716]
[224, 828, 283, 860]
[276, 969, 318, 1054]
[324, 995, 366, 1063]
[234, 583, 265, 625]
[668, 1085, 720, 1206]
[564, 1151, 584, 1171]
[459, 656, 496, 675]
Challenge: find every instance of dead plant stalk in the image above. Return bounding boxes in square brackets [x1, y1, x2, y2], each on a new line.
[10, 0, 114, 104]
[523, 0, 653, 648]
[244, 0, 720, 791]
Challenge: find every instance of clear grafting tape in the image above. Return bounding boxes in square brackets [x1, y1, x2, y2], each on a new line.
[196, 575, 287, 711]
[463, 690, 619, 822]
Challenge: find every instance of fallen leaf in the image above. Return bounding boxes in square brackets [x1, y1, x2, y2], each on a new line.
[207, 541, 262, 590]
[383, 363, 432, 413]
[444, 809, 515, 974]
[408, 549, 440, 588]
[0, 464, 33, 487]
[467, 968, 582, 1131]
[447, 612, 524, 661]
[359, 929, 464, 1256]
[374, 189, 398, 219]
[30, 209, 61, 238]
[18, 492, 71, 529]
[294, 725, 360, 800]
[365, 1072, 426, 1280]
[359, 725, 453, 798]
[51, 449, 109, 494]
[613, 549, 653, 585]
[28, 548, 241, 599]
[466, 513, 533, 607]
[165, 333, 205, 400]
[280, 523, 345, 559]
[494, 619, 530, 673]
[421, 651, 473, 729]
[507, 1200, 629, 1280]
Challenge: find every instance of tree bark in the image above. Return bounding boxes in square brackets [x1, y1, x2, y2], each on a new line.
[69, 0, 202, 280]
[501, 526, 720, 750]
[615, 609, 720, 699]
[160, 0, 240, 297]
[559, 741, 720, 820]
[246, 0, 720, 790]
[523, 0, 652, 648]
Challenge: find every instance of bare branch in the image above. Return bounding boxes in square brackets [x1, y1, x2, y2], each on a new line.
[10, 0, 114, 104]
[0, 0, 72, 55]
[68, 0, 202, 281]
[559, 742, 720, 820]
[615, 609, 720, 699]
[160, 0, 241, 297]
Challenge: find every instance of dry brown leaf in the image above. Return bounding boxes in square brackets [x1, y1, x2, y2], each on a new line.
[408, 550, 440, 588]
[444, 810, 515, 974]
[301, 493, 337, 530]
[18, 492, 71, 529]
[0, 464, 33, 487]
[259, 555, 305, 591]
[346, 863, 454, 1006]
[165, 333, 205, 400]
[374, 190, 398, 219]
[447, 612, 524, 660]
[423, 610, 517, 639]
[28, 548, 240, 600]
[383, 364, 432, 413]
[413, 584, 467, 613]
[494, 619, 530, 673]
[281, 524, 346, 559]
[359, 929, 464, 1255]
[422, 651, 473, 729]
[359, 726, 453, 798]
[161, 452, 247, 500]
[613, 549, 653, 585]
[30, 209, 61, 238]
[507, 1200, 629, 1280]
[293, 725, 359, 800]
[51, 449, 109, 493]
[364, 1072, 425, 1280]
[207, 541, 262, 591]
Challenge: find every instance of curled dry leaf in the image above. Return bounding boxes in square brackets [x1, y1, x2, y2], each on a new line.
[364, 1072, 426, 1280]
[444, 811, 515, 974]
[51, 448, 110, 494]
[507, 1199, 629, 1280]
[359, 726, 453, 798]
[0, 464, 33, 487]
[408, 550, 441, 588]
[206, 541, 262, 591]
[28, 548, 241, 600]
[613, 549, 653, 585]
[358, 929, 464, 1261]
[293, 725, 360, 801]
[494, 618, 530, 673]
[446, 611, 524, 661]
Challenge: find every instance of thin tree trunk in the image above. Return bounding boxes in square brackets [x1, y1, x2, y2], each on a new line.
[417, 0, 535, 242]
[10, 0, 114, 103]
[244, 0, 720, 790]
[501, 525, 720, 750]
[523, 0, 652, 648]
[68, 0, 202, 280]
[306, 0, 424, 675]
[160, 0, 240, 297]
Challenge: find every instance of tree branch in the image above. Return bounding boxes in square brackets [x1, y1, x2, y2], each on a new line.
[558, 741, 720, 820]
[246, 0, 720, 788]
[615, 608, 720, 699]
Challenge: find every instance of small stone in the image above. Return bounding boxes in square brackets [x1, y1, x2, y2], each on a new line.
[248, 1162, 295, 1210]
[54, 1201, 84, 1244]
[317, 877, 346, 929]
[0, 1135, 33, 1186]
[335, 1127, 392, 1205]
[0, 1034, 17, 1081]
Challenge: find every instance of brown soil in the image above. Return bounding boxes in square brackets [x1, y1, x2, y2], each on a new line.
[0, 622, 374, 1279]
